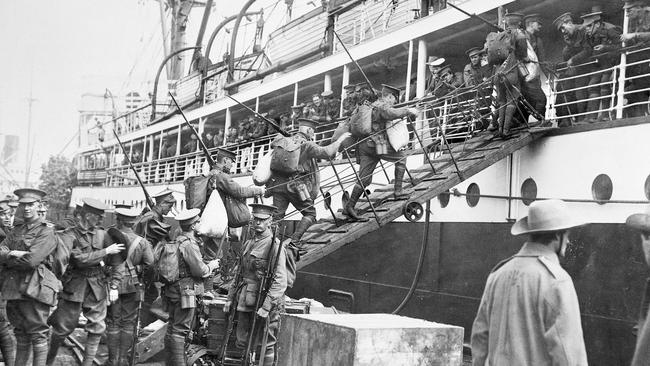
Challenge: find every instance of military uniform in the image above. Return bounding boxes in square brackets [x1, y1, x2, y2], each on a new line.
[227, 204, 287, 366]
[343, 85, 417, 221]
[622, 1, 650, 117]
[134, 189, 175, 327]
[205, 149, 264, 291]
[491, 13, 529, 136]
[48, 198, 124, 366]
[0, 189, 58, 366]
[267, 119, 344, 287]
[581, 11, 622, 121]
[341, 85, 357, 117]
[0, 199, 16, 366]
[106, 208, 154, 366]
[161, 209, 217, 366]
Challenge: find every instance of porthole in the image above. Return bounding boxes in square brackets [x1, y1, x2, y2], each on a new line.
[323, 191, 332, 210]
[466, 183, 480, 207]
[521, 178, 537, 206]
[591, 174, 613, 203]
[644, 175, 650, 200]
[438, 191, 450, 208]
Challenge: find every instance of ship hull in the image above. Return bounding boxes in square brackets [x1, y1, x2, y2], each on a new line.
[289, 221, 646, 366]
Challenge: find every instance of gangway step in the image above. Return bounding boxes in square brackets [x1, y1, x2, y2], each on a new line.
[290, 128, 552, 269]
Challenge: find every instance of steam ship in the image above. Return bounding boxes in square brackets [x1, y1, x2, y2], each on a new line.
[71, 0, 650, 364]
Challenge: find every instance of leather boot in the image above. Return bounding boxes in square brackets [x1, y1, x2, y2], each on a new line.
[81, 333, 101, 366]
[118, 330, 134, 366]
[585, 96, 600, 122]
[14, 335, 31, 366]
[0, 323, 16, 366]
[32, 338, 48, 366]
[393, 165, 413, 199]
[106, 329, 120, 366]
[168, 334, 187, 366]
[341, 186, 363, 221]
[502, 105, 517, 138]
[45, 334, 65, 366]
[291, 216, 315, 245]
[495, 106, 506, 137]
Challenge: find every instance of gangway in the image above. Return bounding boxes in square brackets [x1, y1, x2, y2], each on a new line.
[295, 128, 551, 269]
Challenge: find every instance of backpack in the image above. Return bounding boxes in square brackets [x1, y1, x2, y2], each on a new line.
[51, 230, 73, 279]
[486, 31, 514, 66]
[153, 239, 182, 284]
[184, 175, 212, 212]
[349, 103, 372, 137]
[270, 134, 302, 174]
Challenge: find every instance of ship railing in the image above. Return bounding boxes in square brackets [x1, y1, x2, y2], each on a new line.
[546, 45, 650, 123]
[102, 103, 168, 137]
[102, 89, 486, 187]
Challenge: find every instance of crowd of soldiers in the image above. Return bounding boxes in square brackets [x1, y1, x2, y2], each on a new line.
[0, 175, 287, 366]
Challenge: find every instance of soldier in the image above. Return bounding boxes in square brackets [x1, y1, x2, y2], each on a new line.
[55, 203, 83, 231]
[134, 188, 176, 327]
[47, 198, 125, 366]
[342, 85, 418, 220]
[620, 0, 650, 117]
[160, 209, 219, 366]
[490, 12, 529, 138]
[0, 199, 15, 366]
[2, 195, 18, 228]
[524, 14, 546, 61]
[471, 200, 588, 365]
[463, 47, 488, 87]
[223, 203, 287, 366]
[521, 13, 548, 120]
[553, 12, 590, 125]
[267, 118, 350, 286]
[580, 9, 622, 122]
[225, 126, 239, 145]
[205, 148, 265, 262]
[106, 207, 154, 366]
[424, 55, 446, 96]
[341, 84, 357, 117]
[0, 200, 12, 242]
[0, 189, 58, 366]
[304, 93, 331, 124]
[321, 90, 339, 121]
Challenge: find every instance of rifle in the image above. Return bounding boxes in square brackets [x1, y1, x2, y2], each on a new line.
[219, 248, 245, 365]
[113, 130, 155, 209]
[168, 92, 217, 167]
[446, 2, 503, 32]
[226, 95, 291, 137]
[242, 225, 284, 366]
[129, 278, 143, 366]
[332, 30, 377, 97]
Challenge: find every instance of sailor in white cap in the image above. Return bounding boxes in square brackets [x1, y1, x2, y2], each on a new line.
[471, 199, 588, 365]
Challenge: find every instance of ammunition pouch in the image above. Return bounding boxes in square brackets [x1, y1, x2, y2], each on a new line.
[244, 280, 259, 307]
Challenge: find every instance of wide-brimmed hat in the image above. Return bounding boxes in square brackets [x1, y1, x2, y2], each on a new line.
[107, 227, 131, 261]
[626, 206, 650, 231]
[511, 199, 585, 236]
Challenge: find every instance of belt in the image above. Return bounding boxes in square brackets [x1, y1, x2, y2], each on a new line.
[71, 266, 105, 277]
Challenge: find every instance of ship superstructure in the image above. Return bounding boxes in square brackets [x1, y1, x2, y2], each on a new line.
[71, 0, 650, 364]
